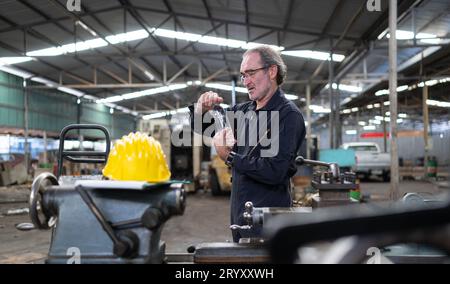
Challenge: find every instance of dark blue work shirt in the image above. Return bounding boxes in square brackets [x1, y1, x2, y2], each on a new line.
[189, 88, 305, 242]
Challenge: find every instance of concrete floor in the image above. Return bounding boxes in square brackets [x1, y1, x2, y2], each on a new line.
[0, 180, 446, 263]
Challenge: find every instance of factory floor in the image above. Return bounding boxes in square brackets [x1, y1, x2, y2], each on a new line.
[0, 180, 447, 264]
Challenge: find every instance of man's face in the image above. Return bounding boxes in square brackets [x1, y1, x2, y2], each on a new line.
[240, 52, 274, 102]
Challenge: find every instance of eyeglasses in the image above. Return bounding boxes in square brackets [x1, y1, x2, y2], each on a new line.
[240, 66, 268, 82]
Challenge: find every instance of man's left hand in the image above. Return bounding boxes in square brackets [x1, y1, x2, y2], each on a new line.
[213, 127, 236, 161]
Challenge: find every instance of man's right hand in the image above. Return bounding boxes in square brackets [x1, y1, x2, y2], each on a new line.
[194, 91, 224, 114]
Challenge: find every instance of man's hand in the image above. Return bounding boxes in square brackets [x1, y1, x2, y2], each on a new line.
[213, 127, 236, 161]
[195, 91, 224, 115]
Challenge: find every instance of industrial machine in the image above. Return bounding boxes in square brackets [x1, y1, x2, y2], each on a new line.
[265, 192, 450, 264]
[28, 124, 186, 264]
[192, 156, 361, 263]
[295, 156, 359, 207]
[192, 202, 312, 264]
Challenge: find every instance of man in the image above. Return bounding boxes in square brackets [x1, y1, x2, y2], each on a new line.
[190, 45, 305, 242]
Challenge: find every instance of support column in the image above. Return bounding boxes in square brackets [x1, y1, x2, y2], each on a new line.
[306, 83, 311, 159]
[381, 102, 387, 152]
[328, 45, 335, 149]
[389, 0, 400, 200]
[334, 82, 341, 147]
[23, 79, 30, 174]
[423, 84, 429, 177]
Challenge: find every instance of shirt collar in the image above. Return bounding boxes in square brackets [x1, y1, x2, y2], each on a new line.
[258, 88, 283, 111]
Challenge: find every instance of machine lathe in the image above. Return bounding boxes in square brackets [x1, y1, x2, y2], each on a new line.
[28, 124, 186, 264]
[30, 175, 186, 264]
[30, 124, 446, 264]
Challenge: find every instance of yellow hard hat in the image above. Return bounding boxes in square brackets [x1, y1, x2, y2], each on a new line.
[102, 132, 171, 182]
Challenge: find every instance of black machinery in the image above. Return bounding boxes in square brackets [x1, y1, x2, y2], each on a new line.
[265, 192, 450, 263]
[192, 156, 359, 263]
[29, 124, 186, 264]
[295, 156, 359, 207]
[193, 202, 312, 264]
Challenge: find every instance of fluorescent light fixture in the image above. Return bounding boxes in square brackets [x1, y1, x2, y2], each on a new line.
[97, 84, 188, 104]
[377, 30, 388, 40]
[0, 57, 33, 65]
[351, 107, 358, 112]
[31, 76, 56, 87]
[363, 125, 376, 130]
[282, 50, 345, 62]
[384, 30, 437, 40]
[144, 71, 154, 80]
[27, 46, 63, 56]
[342, 109, 351, 114]
[367, 104, 373, 109]
[142, 107, 190, 120]
[420, 38, 444, 44]
[397, 85, 409, 92]
[83, 95, 97, 101]
[57, 87, 85, 97]
[106, 30, 149, 44]
[375, 89, 389, 96]
[341, 97, 352, 104]
[345, 130, 357, 135]
[373, 103, 381, 108]
[309, 105, 331, 113]
[97, 95, 122, 103]
[76, 21, 98, 37]
[358, 121, 366, 126]
[423, 79, 438, 87]
[27, 38, 108, 56]
[0, 65, 33, 78]
[383, 101, 390, 106]
[142, 112, 170, 120]
[326, 83, 362, 93]
[399, 113, 407, 118]
[427, 99, 450, 108]
[199, 36, 245, 48]
[152, 27, 284, 51]
[153, 29, 202, 42]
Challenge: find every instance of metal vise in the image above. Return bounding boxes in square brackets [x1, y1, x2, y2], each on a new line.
[29, 173, 186, 264]
[296, 156, 358, 207]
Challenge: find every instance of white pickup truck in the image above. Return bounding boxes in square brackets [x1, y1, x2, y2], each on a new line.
[341, 142, 391, 181]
